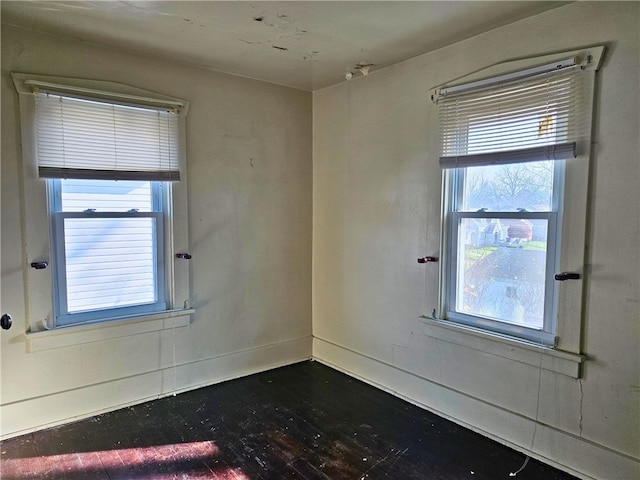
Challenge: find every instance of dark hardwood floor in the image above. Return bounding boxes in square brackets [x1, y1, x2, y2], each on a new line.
[1, 361, 577, 479]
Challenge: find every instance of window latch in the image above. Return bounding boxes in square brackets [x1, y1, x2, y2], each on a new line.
[176, 253, 192, 260]
[418, 256, 439, 263]
[477, 207, 488, 212]
[128, 209, 139, 213]
[31, 261, 49, 270]
[84, 208, 96, 213]
[554, 272, 580, 281]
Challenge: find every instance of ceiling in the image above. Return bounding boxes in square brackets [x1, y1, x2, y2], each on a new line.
[1, 1, 569, 91]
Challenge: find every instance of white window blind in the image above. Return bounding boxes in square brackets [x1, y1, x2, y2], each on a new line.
[437, 59, 587, 169]
[35, 93, 180, 181]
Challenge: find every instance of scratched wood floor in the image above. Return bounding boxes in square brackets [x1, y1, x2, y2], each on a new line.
[1, 361, 577, 480]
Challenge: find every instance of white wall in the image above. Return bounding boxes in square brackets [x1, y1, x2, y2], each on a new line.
[313, 3, 639, 480]
[1, 25, 312, 436]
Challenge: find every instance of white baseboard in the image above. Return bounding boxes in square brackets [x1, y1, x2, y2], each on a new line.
[0, 335, 312, 440]
[313, 336, 639, 480]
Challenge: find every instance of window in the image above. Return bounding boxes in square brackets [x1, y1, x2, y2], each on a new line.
[50, 179, 168, 325]
[434, 49, 603, 347]
[448, 158, 563, 345]
[13, 73, 191, 330]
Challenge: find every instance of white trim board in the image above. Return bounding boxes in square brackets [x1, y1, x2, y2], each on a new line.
[26, 309, 195, 352]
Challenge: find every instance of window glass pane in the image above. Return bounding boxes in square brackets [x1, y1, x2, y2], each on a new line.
[64, 217, 157, 313]
[461, 160, 554, 212]
[455, 217, 548, 329]
[60, 179, 153, 212]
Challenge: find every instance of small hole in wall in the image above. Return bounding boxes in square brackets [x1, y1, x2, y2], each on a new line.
[254, 16, 265, 22]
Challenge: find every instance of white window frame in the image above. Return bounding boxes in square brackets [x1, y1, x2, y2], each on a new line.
[445, 160, 564, 346]
[12, 73, 192, 334]
[49, 179, 168, 326]
[430, 46, 605, 356]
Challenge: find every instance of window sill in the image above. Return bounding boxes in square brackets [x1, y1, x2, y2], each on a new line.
[417, 315, 585, 378]
[26, 308, 195, 353]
